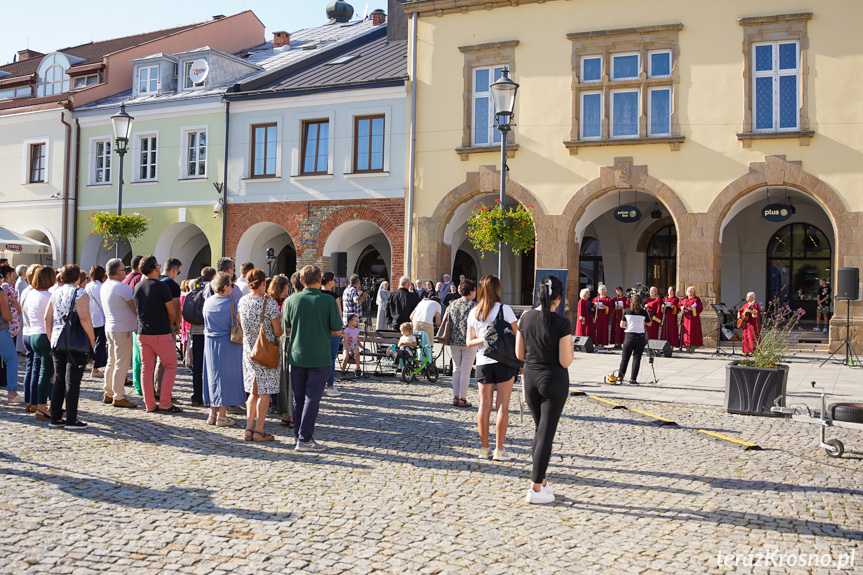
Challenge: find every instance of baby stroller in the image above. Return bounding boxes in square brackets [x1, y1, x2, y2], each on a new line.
[391, 330, 439, 383]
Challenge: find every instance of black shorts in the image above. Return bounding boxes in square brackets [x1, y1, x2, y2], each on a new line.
[476, 362, 518, 385]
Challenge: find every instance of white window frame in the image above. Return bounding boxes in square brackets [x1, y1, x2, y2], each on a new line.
[73, 74, 99, 89]
[182, 61, 206, 91]
[579, 91, 603, 141]
[137, 65, 160, 95]
[610, 88, 640, 139]
[580, 55, 603, 83]
[647, 86, 672, 137]
[89, 136, 112, 186]
[132, 132, 158, 183]
[752, 40, 800, 132]
[611, 52, 640, 81]
[21, 137, 50, 185]
[648, 50, 672, 79]
[180, 126, 208, 179]
[471, 65, 505, 147]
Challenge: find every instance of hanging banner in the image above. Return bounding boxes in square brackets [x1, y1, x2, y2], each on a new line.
[762, 204, 792, 222]
[613, 205, 642, 223]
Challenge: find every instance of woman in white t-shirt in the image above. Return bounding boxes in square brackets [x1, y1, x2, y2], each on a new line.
[617, 294, 654, 386]
[21, 266, 56, 420]
[410, 296, 441, 349]
[466, 275, 519, 461]
[85, 265, 107, 379]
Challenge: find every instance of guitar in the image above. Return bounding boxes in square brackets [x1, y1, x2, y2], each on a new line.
[737, 305, 751, 329]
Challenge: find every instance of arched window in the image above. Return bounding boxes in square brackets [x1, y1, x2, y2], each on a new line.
[452, 249, 478, 284]
[767, 223, 831, 317]
[579, 236, 604, 295]
[37, 53, 70, 96]
[646, 225, 676, 291]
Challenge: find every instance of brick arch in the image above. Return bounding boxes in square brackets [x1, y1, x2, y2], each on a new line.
[225, 205, 303, 259]
[415, 165, 548, 281]
[315, 205, 405, 277]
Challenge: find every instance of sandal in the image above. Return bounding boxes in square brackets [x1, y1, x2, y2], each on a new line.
[163, 405, 184, 414]
[206, 415, 217, 425]
[215, 417, 235, 427]
[453, 398, 460, 407]
[458, 398, 472, 408]
[280, 418, 294, 428]
[252, 431, 275, 442]
[35, 409, 51, 421]
[244, 428, 254, 441]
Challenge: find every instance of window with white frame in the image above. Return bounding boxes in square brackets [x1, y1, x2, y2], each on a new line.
[137, 65, 159, 94]
[135, 135, 157, 181]
[73, 74, 99, 89]
[568, 25, 682, 149]
[752, 41, 799, 131]
[471, 66, 505, 146]
[183, 61, 205, 90]
[184, 129, 207, 178]
[94, 139, 111, 184]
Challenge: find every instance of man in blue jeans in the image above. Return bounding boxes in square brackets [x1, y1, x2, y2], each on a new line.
[283, 265, 343, 452]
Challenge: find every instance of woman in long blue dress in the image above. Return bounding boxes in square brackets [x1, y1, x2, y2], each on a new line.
[203, 273, 244, 428]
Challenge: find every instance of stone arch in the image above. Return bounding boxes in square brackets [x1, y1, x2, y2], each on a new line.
[416, 165, 548, 283]
[707, 156, 862, 346]
[636, 216, 675, 252]
[560, 158, 690, 314]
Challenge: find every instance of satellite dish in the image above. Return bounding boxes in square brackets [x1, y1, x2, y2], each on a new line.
[188, 59, 209, 85]
[362, 3, 369, 19]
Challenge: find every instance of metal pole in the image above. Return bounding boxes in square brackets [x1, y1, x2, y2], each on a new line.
[117, 149, 125, 215]
[498, 119, 507, 282]
[406, 12, 418, 278]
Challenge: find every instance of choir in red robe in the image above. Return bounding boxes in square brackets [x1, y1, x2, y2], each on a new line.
[645, 295, 662, 340]
[592, 293, 612, 346]
[660, 293, 680, 348]
[737, 301, 761, 355]
[576, 294, 594, 338]
[610, 288, 629, 348]
[680, 291, 704, 348]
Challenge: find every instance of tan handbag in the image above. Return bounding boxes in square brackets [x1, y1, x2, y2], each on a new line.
[230, 299, 243, 344]
[250, 296, 280, 368]
[435, 310, 452, 344]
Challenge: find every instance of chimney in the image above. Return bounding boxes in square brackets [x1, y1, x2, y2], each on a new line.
[273, 31, 291, 48]
[371, 9, 386, 26]
[17, 49, 43, 62]
[387, 0, 408, 42]
[212, 14, 226, 20]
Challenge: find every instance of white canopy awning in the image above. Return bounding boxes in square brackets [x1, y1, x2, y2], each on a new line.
[0, 227, 52, 255]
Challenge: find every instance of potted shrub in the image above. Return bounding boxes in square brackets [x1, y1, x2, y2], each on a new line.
[466, 200, 535, 258]
[725, 303, 805, 416]
[89, 211, 151, 250]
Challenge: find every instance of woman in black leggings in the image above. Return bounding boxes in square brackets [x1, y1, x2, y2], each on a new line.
[515, 275, 573, 505]
[618, 294, 654, 386]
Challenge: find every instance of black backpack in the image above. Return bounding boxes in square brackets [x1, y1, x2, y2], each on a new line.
[182, 281, 207, 326]
[483, 304, 524, 370]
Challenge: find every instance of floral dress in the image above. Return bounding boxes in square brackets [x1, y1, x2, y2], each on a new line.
[1, 282, 20, 338]
[237, 294, 281, 394]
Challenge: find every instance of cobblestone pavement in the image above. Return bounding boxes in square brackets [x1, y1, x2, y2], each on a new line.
[1, 366, 861, 574]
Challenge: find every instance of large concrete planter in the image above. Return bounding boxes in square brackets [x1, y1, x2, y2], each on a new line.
[725, 363, 788, 417]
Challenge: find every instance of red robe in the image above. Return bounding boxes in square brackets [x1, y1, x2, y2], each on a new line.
[575, 298, 594, 338]
[660, 296, 680, 347]
[738, 302, 761, 354]
[610, 296, 629, 345]
[645, 297, 662, 340]
[680, 297, 704, 347]
[592, 296, 612, 345]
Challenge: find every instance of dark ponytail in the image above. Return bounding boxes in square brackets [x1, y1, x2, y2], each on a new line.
[539, 275, 564, 325]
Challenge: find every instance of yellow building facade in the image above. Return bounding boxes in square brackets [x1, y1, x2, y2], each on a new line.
[405, 0, 863, 349]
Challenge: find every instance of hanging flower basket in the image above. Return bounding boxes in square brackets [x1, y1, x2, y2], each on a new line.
[89, 211, 152, 250]
[467, 201, 536, 258]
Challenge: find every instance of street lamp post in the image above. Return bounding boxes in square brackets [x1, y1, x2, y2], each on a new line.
[490, 68, 519, 283]
[111, 104, 134, 215]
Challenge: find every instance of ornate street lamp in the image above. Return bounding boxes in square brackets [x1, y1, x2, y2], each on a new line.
[490, 68, 519, 281]
[111, 104, 134, 215]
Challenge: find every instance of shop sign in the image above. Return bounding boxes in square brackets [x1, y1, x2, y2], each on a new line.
[613, 205, 642, 223]
[762, 204, 792, 222]
[1, 243, 22, 252]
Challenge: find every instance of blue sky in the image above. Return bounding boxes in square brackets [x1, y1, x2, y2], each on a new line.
[1, 0, 390, 65]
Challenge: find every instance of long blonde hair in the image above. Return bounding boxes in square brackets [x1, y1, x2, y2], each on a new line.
[476, 275, 502, 322]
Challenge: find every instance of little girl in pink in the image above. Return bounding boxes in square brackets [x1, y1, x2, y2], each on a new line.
[341, 314, 363, 377]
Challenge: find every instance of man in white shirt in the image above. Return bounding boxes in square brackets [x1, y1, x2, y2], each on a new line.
[236, 261, 254, 297]
[101, 258, 138, 408]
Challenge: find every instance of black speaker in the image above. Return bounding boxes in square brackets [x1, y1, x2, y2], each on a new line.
[836, 268, 860, 301]
[573, 336, 594, 353]
[331, 252, 347, 277]
[648, 339, 673, 358]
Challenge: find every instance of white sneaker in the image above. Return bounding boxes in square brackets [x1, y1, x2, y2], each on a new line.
[542, 483, 554, 496]
[493, 448, 514, 462]
[478, 447, 493, 460]
[823, 326, 828, 333]
[325, 387, 341, 397]
[7, 394, 23, 404]
[525, 488, 555, 504]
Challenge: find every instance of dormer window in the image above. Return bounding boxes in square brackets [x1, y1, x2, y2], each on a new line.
[138, 65, 159, 94]
[36, 53, 71, 96]
[183, 61, 206, 90]
[73, 74, 99, 89]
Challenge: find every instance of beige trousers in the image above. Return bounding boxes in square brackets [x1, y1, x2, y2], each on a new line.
[104, 331, 133, 401]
